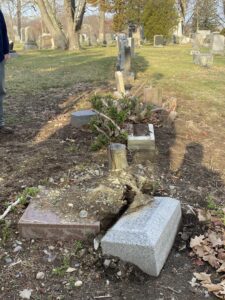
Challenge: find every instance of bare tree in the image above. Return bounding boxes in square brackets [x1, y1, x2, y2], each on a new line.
[64, 0, 86, 50]
[35, 0, 86, 50]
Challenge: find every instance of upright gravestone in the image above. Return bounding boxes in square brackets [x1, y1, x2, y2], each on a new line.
[115, 71, 125, 94]
[193, 53, 213, 67]
[117, 34, 128, 71]
[128, 37, 135, 57]
[124, 46, 131, 73]
[24, 26, 38, 50]
[90, 34, 97, 46]
[21, 28, 25, 42]
[210, 33, 225, 55]
[133, 26, 142, 47]
[154, 35, 164, 47]
[39, 33, 53, 49]
[105, 33, 113, 45]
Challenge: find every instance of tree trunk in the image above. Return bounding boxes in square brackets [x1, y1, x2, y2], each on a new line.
[64, 0, 86, 51]
[36, 0, 68, 49]
[98, 7, 105, 43]
[16, 0, 22, 40]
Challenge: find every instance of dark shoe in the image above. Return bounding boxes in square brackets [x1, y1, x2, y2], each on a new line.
[0, 126, 14, 134]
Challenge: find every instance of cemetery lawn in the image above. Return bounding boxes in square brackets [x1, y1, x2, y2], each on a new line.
[0, 45, 225, 299]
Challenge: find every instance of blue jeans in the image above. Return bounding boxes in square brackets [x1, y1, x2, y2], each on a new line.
[0, 60, 6, 127]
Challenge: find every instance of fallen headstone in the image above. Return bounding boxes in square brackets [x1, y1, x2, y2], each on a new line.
[19, 200, 100, 241]
[71, 109, 97, 127]
[19, 178, 127, 240]
[101, 197, 182, 276]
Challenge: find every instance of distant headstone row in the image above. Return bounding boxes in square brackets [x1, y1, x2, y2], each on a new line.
[191, 31, 224, 68]
[192, 31, 225, 56]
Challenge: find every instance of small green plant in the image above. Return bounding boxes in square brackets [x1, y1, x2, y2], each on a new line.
[206, 195, 225, 225]
[89, 94, 153, 151]
[19, 187, 39, 206]
[206, 195, 218, 210]
[90, 134, 109, 151]
[74, 240, 83, 254]
[0, 221, 11, 245]
[52, 255, 70, 276]
[66, 144, 78, 153]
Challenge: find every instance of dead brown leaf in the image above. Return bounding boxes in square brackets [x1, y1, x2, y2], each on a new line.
[197, 209, 212, 222]
[190, 235, 205, 248]
[194, 272, 211, 284]
[202, 283, 223, 292]
[208, 232, 223, 247]
[217, 263, 225, 273]
[203, 254, 220, 269]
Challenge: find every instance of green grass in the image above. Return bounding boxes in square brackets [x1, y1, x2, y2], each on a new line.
[5, 44, 225, 127]
[6, 47, 117, 96]
[134, 45, 225, 110]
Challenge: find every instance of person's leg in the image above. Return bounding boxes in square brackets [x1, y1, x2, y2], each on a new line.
[0, 60, 6, 128]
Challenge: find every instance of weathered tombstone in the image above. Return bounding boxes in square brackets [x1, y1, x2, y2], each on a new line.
[124, 46, 131, 73]
[108, 143, 128, 171]
[105, 33, 113, 45]
[40, 33, 53, 49]
[180, 36, 190, 45]
[154, 35, 164, 47]
[143, 87, 162, 106]
[193, 53, 213, 67]
[133, 26, 142, 47]
[115, 71, 125, 94]
[210, 32, 225, 55]
[9, 40, 19, 58]
[128, 37, 135, 57]
[117, 35, 127, 71]
[90, 34, 97, 46]
[21, 28, 25, 42]
[24, 26, 38, 50]
[101, 197, 182, 276]
[71, 110, 98, 127]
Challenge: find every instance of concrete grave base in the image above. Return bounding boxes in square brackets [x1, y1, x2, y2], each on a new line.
[19, 201, 100, 241]
[71, 110, 98, 127]
[101, 197, 182, 276]
[128, 124, 155, 151]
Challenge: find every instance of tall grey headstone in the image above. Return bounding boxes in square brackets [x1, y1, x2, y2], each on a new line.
[24, 26, 38, 50]
[124, 46, 131, 73]
[128, 37, 135, 57]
